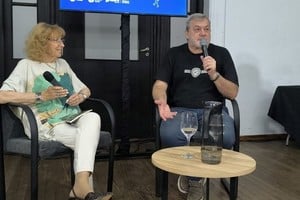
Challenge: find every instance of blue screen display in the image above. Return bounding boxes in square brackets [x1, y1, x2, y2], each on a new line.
[59, 0, 187, 17]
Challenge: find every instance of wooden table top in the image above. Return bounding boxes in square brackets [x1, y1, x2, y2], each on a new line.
[151, 146, 256, 178]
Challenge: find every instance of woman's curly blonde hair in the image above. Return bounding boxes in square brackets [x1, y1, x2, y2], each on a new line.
[25, 22, 65, 62]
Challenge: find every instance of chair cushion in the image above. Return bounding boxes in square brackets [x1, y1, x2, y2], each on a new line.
[6, 131, 112, 159]
[6, 137, 72, 159]
[98, 131, 112, 149]
[2, 103, 113, 160]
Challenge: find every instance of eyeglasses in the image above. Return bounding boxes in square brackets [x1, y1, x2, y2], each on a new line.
[47, 38, 65, 44]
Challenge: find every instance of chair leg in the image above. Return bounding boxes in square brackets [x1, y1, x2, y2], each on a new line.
[161, 170, 168, 200]
[0, 136, 6, 200]
[221, 177, 238, 200]
[206, 178, 210, 200]
[31, 156, 38, 200]
[70, 153, 75, 186]
[107, 146, 114, 192]
[155, 168, 162, 197]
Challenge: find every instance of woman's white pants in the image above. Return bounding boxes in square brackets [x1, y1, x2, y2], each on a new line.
[53, 112, 101, 174]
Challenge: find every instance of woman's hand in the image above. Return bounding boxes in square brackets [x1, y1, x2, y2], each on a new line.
[41, 86, 69, 101]
[66, 93, 86, 106]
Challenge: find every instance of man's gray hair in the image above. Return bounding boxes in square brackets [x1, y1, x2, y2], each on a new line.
[186, 13, 210, 31]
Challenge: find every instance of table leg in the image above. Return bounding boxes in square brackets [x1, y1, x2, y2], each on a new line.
[161, 171, 168, 200]
[229, 177, 238, 200]
[206, 178, 209, 200]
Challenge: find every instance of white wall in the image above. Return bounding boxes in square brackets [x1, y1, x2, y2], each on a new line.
[209, 0, 300, 135]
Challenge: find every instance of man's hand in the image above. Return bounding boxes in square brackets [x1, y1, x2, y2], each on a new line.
[154, 99, 177, 121]
[201, 55, 217, 79]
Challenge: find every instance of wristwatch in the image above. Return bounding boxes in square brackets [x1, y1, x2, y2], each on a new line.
[35, 92, 42, 102]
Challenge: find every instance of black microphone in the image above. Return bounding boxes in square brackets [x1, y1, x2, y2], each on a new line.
[43, 71, 62, 87]
[43, 71, 70, 108]
[200, 38, 209, 57]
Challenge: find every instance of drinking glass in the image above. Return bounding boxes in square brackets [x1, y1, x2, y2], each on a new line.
[180, 111, 198, 159]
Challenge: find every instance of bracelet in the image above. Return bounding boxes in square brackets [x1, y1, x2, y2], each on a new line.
[35, 92, 43, 102]
[212, 73, 220, 82]
[79, 92, 87, 99]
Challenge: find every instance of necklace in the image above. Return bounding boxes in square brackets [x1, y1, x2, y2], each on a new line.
[44, 61, 58, 73]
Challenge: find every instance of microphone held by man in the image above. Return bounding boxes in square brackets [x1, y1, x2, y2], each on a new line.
[200, 38, 209, 57]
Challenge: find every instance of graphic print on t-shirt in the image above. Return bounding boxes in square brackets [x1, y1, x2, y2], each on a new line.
[32, 72, 80, 126]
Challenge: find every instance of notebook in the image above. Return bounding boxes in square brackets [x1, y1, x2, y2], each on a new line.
[62, 109, 93, 124]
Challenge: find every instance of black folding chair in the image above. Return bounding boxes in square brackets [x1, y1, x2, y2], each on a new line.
[1, 97, 115, 200]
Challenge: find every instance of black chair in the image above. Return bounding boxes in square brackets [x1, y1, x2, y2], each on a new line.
[155, 99, 240, 200]
[0, 108, 5, 200]
[0, 97, 115, 200]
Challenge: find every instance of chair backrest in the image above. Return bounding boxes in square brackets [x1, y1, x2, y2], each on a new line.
[226, 99, 240, 151]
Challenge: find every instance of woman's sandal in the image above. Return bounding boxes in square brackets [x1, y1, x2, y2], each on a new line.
[69, 188, 113, 200]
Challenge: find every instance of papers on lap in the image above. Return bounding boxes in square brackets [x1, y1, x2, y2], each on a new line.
[62, 109, 92, 124]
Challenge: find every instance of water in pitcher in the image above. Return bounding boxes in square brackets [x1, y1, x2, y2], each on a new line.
[201, 145, 222, 164]
[201, 106, 223, 165]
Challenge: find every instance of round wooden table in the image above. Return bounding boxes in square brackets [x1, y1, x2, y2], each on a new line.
[151, 146, 256, 199]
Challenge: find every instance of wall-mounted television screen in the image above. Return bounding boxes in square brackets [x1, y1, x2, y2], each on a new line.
[59, 0, 187, 17]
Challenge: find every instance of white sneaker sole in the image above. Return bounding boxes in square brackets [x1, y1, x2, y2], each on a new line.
[177, 175, 188, 194]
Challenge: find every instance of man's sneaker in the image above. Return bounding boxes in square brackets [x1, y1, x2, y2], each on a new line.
[177, 175, 188, 194]
[187, 178, 207, 200]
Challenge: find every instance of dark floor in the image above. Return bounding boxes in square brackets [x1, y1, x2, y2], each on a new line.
[3, 140, 300, 200]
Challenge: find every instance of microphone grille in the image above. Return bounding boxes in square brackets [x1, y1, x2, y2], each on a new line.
[200, 38, 208, 46]
[43, 71, 54, 82]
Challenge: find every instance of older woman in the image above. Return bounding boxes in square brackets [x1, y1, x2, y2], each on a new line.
[0, 23, 112, 200]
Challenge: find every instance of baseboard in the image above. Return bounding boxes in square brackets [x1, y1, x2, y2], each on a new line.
[240, 134, 287, 141]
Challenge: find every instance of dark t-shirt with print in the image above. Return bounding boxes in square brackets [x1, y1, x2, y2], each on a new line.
[154, 43, 239, 108]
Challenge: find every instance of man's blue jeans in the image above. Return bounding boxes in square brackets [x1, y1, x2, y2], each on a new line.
[160, 107, 235, 149]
